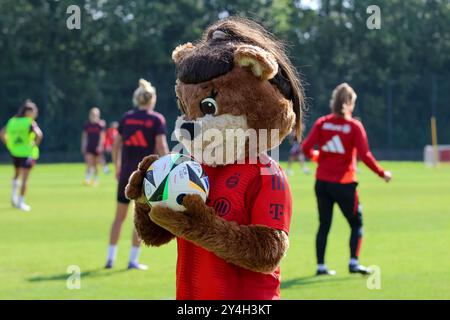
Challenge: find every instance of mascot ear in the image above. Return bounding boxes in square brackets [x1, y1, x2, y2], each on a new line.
[172, 42, 195, 64]
[234, 45, 278, 80]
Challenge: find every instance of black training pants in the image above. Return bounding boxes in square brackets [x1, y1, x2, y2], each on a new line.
[315, 179, 363, 264]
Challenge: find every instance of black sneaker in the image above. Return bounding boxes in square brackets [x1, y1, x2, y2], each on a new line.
[316, 268, 336, 276]
[105, 260, 114, 269]
[349, 264, 372, 275]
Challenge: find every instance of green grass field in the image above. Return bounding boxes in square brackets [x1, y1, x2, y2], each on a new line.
[0, 161, 449, 299]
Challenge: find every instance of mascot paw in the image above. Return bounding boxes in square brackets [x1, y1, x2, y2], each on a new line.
[182, 194, 216, 224]
[150, 194, 216, 236]
[134, 202, 175, 247]
[125, 154, 159, 205]
[130, 156, 176, 247]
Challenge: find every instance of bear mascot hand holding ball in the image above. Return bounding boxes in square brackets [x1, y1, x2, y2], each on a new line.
[125, 17, 304, 300]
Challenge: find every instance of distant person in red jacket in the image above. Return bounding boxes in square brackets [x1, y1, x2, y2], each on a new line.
[101, 121, 119, 174]
[302, 83, 392, 276]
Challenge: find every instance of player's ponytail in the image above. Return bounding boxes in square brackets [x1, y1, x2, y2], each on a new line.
[133, 78, 156, 108]
[330, 83, 357, 116]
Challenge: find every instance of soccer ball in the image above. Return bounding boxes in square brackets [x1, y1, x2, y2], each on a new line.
[143, 153, 209, 211]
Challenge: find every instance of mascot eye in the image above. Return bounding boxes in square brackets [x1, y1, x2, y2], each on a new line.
[200, 97, 218, 115]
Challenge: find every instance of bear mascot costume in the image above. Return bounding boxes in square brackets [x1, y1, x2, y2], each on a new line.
[125, 17, 304, 300]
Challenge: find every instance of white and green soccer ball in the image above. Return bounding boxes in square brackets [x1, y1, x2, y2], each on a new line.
[143, 153, 209, 211]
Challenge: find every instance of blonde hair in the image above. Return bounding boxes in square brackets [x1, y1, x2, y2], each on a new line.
[330, 83, 357, 116]
[89, 107, 100, 121]
[133, 79, 156, 107]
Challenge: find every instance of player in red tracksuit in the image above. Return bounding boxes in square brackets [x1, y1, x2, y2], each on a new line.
[302, 83, 392, 276]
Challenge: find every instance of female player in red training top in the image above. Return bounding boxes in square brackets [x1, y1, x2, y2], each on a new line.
[105, 79, 169, 270]
[81, 107, 105, 186]
[101, 121, 119, 173]
[302, 83, 392, 276]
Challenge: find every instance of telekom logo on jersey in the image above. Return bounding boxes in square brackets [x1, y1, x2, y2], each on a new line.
[322, 122, 351, 134]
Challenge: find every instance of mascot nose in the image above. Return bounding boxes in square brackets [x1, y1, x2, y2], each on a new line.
[180, 121, 201, 140]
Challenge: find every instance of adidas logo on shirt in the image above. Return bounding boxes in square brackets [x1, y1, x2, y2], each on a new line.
[322, 135, 345, 154]
[124, 130, 148, 147]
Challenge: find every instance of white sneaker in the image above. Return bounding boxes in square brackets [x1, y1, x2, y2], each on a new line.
[128, 262, 148, 270]
[17, 202, 31, 212]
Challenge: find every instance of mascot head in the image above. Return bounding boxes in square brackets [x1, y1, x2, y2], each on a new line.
[173, 17, 304, 166]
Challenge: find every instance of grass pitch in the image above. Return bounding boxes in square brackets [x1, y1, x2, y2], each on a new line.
[0, 161, 449, 299]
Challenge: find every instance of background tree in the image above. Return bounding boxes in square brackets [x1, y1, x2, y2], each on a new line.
[0, 0, 449, 160]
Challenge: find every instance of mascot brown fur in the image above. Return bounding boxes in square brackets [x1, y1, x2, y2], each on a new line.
[125, 17, 304, 300]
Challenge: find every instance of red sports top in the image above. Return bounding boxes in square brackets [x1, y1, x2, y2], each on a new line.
[302, 114, 385, 183]
[103, 127, 118, 151]
[176, 157, 292, 300]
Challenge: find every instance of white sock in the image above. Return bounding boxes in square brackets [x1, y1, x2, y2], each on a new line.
[129, 246, 140, 264]
[85, 171, 92, 181]
[18, 195, 25, 205]
[317, 264, 327, 271]
[12, 179, 19, 199]
[349, 258, 359, 266]
[107, 245, 117, 262]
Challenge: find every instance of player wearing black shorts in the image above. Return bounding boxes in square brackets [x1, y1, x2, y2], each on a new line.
[0, 100, 43, 212]
[106, 79, 169, 270]
[81, 107, 105, 186]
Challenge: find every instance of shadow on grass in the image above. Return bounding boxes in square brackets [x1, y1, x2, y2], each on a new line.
[281, 274, 363, 289]
[27, 267, 129, 283]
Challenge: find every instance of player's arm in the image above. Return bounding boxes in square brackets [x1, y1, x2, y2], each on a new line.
[155, 134, 169, 156]
[112, 134, 122, 180]
[301, 119, 321, 159]
[355, 123, 392, 182]
[98, 130, 105, 153]
[31, 122, 43, 146]
[0, 126, 6, 146]
[154, 116, 169, 156]
[81, 131, 87, 154]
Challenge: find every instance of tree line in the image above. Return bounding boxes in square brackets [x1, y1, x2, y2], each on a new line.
[1, 0, 449, 160]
